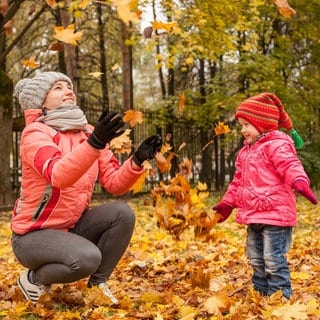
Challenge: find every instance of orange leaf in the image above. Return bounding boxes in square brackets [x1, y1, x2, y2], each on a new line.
[178, 92, 186, 112]
[214, 121, 230, 136]
[273, 0, 296, 17]
[4, 20, 12, 35]
[22, 57, 39, 69]
[204, 292, 231, 315]
[155, 152, 175, 173]
[46, 0, 57, 8]
[123, 110, 143, 127]
[53, 24, 83, 46]
[130, 171, 147, 194]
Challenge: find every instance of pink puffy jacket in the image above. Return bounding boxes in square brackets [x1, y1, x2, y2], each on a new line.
[12, 109, 144, 235]
[222, 131, 310, 227]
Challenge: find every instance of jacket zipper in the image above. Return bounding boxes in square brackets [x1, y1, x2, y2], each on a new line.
[32, 193, 50, 220]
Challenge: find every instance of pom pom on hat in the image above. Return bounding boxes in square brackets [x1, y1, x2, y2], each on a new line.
[235, 92, 304, 148]
[14, 71, 73, 111]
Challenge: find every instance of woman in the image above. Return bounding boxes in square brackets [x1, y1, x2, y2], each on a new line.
[11, 71, 162, 304]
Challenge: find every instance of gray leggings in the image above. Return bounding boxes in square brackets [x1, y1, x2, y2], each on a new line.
[11, 201, 135, 286]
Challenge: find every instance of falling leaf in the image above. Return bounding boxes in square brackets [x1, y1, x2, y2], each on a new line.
[22, 56, 39, 69]
[111, 63, 120, 71]
[197, 181, 208, 191]
[89, 72, 103, 78]
[48, 41, 64, 51]
[46, 0, 57, 8]
[111, 0, 140, 25]
[130, 170, 147, 194]
[143, 26, 153, 39]
[123, 110, 143, 127]
[155, 152, 175, 173]
[4, 20, 12, 35]
[177, 142, 186, 152]
[178, 92, 186, 112]
[214, 121, 230, 136]
[109, 129, 133, 154]
[78, 0, 90, 10]
[53, 24, 83, 46]
[160, 142, 172, 154]
[152, 21, 177, 33]
[178, 158, 192, 178]
[273, 0, 296, 17]
[202, 140, 214, 151]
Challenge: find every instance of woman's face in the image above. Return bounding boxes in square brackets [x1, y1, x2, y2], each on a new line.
[43, 81, 76, 110]
[238, 117, 260, 145]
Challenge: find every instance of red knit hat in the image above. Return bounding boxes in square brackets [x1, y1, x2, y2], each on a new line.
[235, 92, 293, 133]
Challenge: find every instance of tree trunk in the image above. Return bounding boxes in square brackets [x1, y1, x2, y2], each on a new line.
[121, 22, 133, 161]
[0, 71, 13, 206]
[58, 6, 79, 92]
[97, 3, 109, 109]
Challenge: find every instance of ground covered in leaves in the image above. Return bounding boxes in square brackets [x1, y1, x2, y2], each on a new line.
[0, 195, 319, 319]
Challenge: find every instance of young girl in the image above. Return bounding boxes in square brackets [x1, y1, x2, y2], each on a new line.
[11, 71, 162, 304]
[212, 92, 318, 299]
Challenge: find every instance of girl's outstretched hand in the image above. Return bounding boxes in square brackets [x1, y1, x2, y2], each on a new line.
[292, 180, 318, 204]
[212, 202, 233, 223]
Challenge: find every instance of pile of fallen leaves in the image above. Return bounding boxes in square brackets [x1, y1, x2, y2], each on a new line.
[0, 196, 319, 319]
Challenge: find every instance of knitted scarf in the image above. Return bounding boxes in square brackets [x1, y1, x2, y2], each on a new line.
[36, 104, 88, 131]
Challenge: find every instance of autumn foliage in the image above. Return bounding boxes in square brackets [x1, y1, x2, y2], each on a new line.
[0, 198, 320, 319]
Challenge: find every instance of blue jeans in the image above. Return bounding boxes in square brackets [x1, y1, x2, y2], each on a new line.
[246, 224, 293, 299]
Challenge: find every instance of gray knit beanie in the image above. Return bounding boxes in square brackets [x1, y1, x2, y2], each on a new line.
[14, 71, 73, 111]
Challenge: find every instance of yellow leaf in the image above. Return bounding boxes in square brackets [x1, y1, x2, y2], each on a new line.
[88, 72, 103, 78]
[271, 302, 308, 320]
[111, 63, 120, 71]
[204, 292, 231, 315]
[197, 181, 208, 191]
[160, 142, 172, 154]
[123, 109, 143, 127]
[111, 0, 140, 25]
[290, 271, 310, 280]
[109, 129, 133, 154]
[53, 24, 83, 46]
[177, 305, 197, 319]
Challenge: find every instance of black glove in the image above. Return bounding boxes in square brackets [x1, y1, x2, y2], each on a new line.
[133, 134, 162, 166]
[88, 110, 125, 149]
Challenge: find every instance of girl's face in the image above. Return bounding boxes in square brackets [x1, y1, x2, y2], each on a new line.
[43, 81, 76, 110]
[238, 117, 260, 145]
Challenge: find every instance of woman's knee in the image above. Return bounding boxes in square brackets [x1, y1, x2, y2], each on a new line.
[74, 245, 102, 275]
[110, 202, 136, 226]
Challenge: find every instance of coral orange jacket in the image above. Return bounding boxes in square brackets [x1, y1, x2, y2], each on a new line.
[12, 109, 143, 234]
